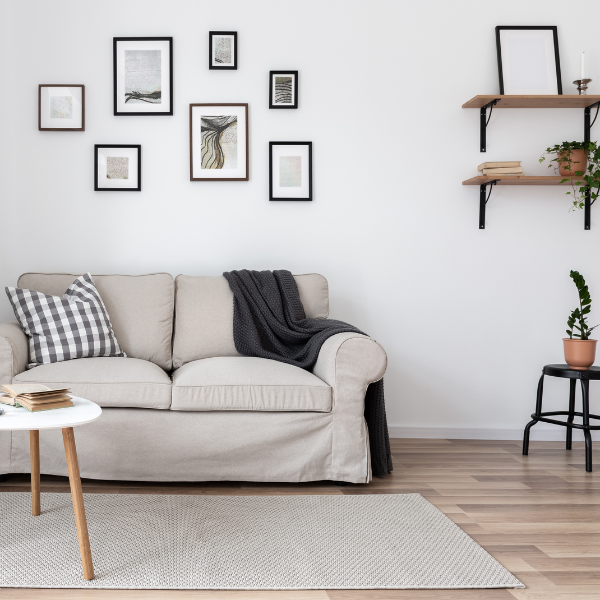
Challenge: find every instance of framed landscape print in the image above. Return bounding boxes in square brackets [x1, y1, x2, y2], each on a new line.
[269, 71, 298, 109]
[190, 104, 248, 181]
[113, 37, 173, 115]
[38, 85, 84, 131]
[209, 32, 237, 70]
[94, 145, 141, 191]
[495, 26, 562, 94]
[269, 142, 312, 201]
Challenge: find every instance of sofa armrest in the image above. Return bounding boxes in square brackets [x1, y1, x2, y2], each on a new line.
[0, 321, 29, 381]
[312, 332, 387, 401]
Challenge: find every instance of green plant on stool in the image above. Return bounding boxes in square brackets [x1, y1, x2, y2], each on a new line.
[564, 270, 598, 370]
[540, 141, 600, 211]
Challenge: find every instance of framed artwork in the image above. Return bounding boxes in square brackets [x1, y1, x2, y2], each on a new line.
[38, 85, 84, 131]
[495, 26, 562, 95]
[113, 37, 173, 116]
[269, 71, 298, 109]
[190, 104, 248, 181]
[209, 31, 237, 70]
[94, 145, 141, 191]
[269, 142, 312, 201]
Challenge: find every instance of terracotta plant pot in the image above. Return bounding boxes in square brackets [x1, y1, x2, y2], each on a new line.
[558, 149, 588, 176]
[563, 338, 597, 370]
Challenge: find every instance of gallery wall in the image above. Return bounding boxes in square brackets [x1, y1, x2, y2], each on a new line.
[2, 0, 600, 440]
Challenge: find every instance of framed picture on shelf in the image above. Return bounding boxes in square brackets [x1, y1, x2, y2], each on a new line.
[94, 145, 141, 191]
[209, 31, 237, 70]
[190, 103, 248, 181]
[269, 71, 298, 109]
[269, 142, 312, 201]
[113, 37, 173, 115]
[495, 26, 562, 95]
[38, 85, 84, 131]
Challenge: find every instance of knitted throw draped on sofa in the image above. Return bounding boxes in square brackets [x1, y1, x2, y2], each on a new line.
[223, 269, 392, 478]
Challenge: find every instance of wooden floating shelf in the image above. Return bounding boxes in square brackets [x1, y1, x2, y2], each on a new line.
[463, 175, 581, 186]
[463, 95, 600, 109]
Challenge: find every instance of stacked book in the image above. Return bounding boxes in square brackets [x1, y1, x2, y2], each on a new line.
[0, 384, 73, 412]
[478, 161, 522, 176]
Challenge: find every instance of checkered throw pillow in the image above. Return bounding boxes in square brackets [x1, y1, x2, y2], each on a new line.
[6, 273, 126, 368]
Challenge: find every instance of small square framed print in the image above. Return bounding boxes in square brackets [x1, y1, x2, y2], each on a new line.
[209, 31, 237, 70]
[113, 37, 173, 115]
[269, 71, 298, 109]
[495, 26, 562, 94]
[269, 142, 312, 201]
[190, 104, 249, 181]
[38, 85, 84, 131]
[94, 145, 141, 191]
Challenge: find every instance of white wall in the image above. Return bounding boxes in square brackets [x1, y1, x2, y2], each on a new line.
[2, 0, 600, 441]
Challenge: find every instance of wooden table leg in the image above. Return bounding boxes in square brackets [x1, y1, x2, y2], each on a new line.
[62, 427, 94, 580]
[29, 430, 40, 516]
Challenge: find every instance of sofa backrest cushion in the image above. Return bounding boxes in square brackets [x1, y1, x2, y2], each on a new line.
[173, 273, 329, 369]
[17, 273, 174, 371]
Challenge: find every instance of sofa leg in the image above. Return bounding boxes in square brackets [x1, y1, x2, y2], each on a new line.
[0, 474, 7, 482]
[333, 481, 349, 486]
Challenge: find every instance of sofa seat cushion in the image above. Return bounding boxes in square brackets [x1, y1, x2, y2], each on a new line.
[13, 357, 171, 409]
[171, 357, 332, 412]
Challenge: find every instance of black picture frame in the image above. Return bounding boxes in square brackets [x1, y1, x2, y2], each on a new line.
[269, 71, 298, 109]
[269, 142, 312, 201]
[113, 37, 173, 116]
[94, 144, 141, 192]
[38, 85, 85, 131]
[209, 31, 237, 70]
[495, 26, 562, 95]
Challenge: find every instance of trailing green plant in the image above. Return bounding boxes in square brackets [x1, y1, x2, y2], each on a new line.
[566, 270, 599, 340]
[540, 141, 600, 211]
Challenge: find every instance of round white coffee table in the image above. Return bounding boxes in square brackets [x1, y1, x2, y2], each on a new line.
[0, 397, 101, 580]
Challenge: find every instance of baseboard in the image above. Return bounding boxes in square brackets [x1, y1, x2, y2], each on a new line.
[388, 424, 599, 441]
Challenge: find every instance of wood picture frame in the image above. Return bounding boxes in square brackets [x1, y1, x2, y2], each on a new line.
[269, 142, 312, 201]
[189, 103, 249, 181]
[94, 144, 141, 191]
[209, 31, 237, 70]
[495, 26, 562, 95]
[113, 37, 173, 116]
[269, 71, 298, 109]
[38, 85, 85, 131]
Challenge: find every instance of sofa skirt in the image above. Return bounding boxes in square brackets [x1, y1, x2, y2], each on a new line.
[0, 408, 371, 484]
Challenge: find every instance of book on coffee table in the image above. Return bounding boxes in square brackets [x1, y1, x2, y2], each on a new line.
[0, 384, 73, 411]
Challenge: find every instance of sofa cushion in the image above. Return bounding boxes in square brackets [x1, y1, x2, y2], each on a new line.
[172, 274, 329, 368]
[13, 356, 172, 409]
[17, 273, 174, 371]
[171, 356, 332, 412]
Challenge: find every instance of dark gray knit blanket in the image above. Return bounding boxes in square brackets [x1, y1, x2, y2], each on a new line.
[223, 269, 392, 477]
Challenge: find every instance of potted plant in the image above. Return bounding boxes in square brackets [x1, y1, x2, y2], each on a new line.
[540, 141, 600, 210]
[564, 270, 598, 370]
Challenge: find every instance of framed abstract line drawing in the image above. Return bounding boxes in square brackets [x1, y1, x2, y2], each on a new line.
[113, 37, 173, 115]
[38, 85, 84, 131]
[190, 104, 248, 181]
[269, 142, 312, 201]
[94, 145, 141, 191]
[269, 71, 298, 109]
[209, 32, 237, 70]
[495, 26, 562, 95]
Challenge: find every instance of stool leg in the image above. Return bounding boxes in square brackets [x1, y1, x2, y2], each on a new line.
[523, 373, 544, 456]
[581, 380, 593, 472]
[567, 379, 576, 450]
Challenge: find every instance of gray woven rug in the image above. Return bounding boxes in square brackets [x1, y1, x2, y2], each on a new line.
[0, 492, 523, 590]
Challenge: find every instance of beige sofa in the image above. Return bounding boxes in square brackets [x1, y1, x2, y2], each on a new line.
[0, 273, 387, 484]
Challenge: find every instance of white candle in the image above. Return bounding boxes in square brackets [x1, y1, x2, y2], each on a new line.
[581, 51, 585, 79]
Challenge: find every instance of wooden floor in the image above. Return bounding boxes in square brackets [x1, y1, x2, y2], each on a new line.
[1, 438, 599, 599]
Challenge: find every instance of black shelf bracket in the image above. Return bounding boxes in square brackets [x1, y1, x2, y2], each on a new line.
[480, 99, 500, 152]
[479, 179, 499, 229]
[583, 101, 600, 230]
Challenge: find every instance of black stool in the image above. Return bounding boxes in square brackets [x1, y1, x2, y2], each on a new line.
[523, 364, 600, 472]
